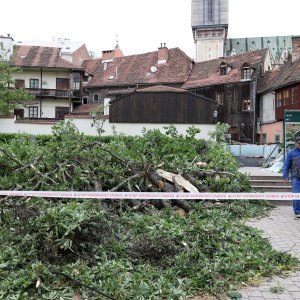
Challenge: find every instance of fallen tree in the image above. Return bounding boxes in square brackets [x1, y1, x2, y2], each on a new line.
[0, 122, 250, 214]
[1, 122, 296, 300]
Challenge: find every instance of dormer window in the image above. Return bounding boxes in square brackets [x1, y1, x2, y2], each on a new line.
[220, 65, 227, 76]
[242, 68, 251, 79]
[241, 63, 252, 80]
[219, 62, 231, 76]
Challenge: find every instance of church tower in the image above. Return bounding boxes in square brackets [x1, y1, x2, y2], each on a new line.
[192, 0, 229, 62]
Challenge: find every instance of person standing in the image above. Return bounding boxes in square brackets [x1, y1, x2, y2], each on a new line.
[283, 137, 300, 217]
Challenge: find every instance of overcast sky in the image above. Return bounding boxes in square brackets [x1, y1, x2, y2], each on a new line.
[2, 0, 300, 59]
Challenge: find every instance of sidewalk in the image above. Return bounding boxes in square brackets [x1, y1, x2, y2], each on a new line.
[239, 167, 281, 177]
[239, 206, 300, 299]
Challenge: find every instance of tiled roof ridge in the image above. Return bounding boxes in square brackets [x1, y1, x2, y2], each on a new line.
[83, 47, 191, 63]
[137, 85, 188, 93]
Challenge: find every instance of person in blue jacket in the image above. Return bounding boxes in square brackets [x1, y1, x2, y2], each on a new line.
[283, 137, 300, 217]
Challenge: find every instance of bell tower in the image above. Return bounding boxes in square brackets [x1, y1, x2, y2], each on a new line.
[192, 0, 229, 62]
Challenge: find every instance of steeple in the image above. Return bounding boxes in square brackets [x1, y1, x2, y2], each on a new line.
[192, 0, 229, 62]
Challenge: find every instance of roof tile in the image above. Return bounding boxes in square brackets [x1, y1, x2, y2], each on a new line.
[84, 48, 192, 87]
[12, 45, 82, 69]
[183, 49, 268, 89]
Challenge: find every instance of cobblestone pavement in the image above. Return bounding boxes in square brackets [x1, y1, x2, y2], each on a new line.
[239, 206, 300, 300]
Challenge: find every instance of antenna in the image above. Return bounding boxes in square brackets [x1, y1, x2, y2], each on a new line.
[116, 34, 119, 46]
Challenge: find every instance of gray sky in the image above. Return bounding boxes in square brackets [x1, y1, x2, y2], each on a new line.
[2, 0, 300, 59]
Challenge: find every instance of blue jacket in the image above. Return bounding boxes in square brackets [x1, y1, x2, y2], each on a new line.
[283, 148, 300, 179]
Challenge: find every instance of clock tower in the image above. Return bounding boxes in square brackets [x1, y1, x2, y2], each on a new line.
[192, 0, 229, 62]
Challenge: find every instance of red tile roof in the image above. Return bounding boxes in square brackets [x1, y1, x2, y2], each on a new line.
[183, 49, 268, 89]
[83, 48, 192, 87]
[12, 45, 83, 69]
[71, 103, 100, 114]
[272, 59, 300, 90]
[82, 58, 102, 75]
[257, 69, 281, 94]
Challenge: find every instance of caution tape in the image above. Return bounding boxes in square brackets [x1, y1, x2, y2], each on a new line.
[0, 190, 298, 201]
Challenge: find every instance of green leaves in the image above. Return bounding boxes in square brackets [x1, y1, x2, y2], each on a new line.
[0, 200, 298, 299]
[0, 122, 298, 299]
[0, 61, 33, 115]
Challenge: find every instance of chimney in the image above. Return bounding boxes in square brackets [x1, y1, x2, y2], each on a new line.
[158, 43, 168, 64]
[292, 36, 300, 62]
[102, 50, 115, 62]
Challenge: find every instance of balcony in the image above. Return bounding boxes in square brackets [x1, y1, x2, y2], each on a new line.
[26, 88, 70, 98]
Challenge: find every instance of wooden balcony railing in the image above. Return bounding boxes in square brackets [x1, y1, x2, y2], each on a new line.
[25, 88, 71, 98]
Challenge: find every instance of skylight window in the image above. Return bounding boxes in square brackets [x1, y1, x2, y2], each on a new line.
[108, 75, 115, 80]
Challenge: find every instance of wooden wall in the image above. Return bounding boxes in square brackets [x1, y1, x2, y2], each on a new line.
[275, 83, 300, 121]
[109, 92, 217, 124]
[193, 81, 256, 142]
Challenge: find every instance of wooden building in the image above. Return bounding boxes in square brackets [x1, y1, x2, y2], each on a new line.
[183, 49, 274, 142]
[273, 60, 300, 121]
[109, 85, 217, 124]
[82, 45, 193, 107]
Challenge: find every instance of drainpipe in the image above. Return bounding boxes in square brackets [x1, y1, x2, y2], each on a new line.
[69, 71, 72, 113]
[40, 68, 43, 118]
[252, 78, 257, 144]
[85, 88, 92, 103]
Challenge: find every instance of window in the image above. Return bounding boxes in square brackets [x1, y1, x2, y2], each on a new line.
[292, 87, 299, 104]
[220, 66, 227, 76]
[283, 89, 289, 106]
[103, 62, 108, 71]
[55, 107, 69, 120]
[207, 0, 213, 23]
[241, 68, 251, 79]
[82, 97, 88, 104]
[83, 75, 90, 82]
[216, 93, 224, 105]
[73, 81, 80, 90]
[28, 106, 38, 118]
[276, 91, 283, 108]
[275, 134, 280, 144]
[29, 79, 39, 89]
[56, 78, 69, 90]
[242, 99, 251, 111]
[71, 73, 81, 90]
[226, 92, 233, 102]
[93, 94, 99, 102]
[15, 79, 25, 89]
[262, 134, 267, 145]
[14, 109, 24, 118]
[42, 81, 48, 89]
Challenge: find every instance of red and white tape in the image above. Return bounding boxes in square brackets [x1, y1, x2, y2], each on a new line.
[0, 190, 299, 201]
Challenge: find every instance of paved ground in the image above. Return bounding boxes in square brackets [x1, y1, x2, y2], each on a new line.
[239, 167, 281, 177]
[239, 206, 300, 299]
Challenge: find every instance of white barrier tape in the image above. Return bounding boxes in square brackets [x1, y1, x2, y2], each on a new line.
[0, 191, 298, 201]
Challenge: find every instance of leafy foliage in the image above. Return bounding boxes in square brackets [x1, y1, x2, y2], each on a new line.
[0, 122, 298, 299]
[0, 58, 32, 115]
